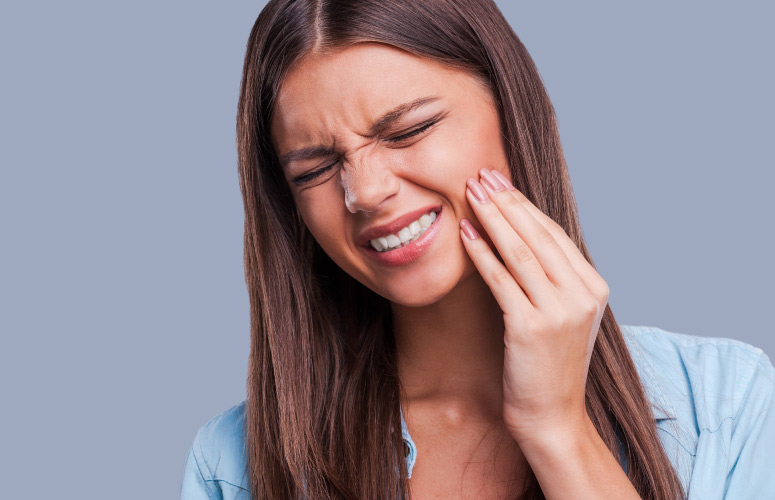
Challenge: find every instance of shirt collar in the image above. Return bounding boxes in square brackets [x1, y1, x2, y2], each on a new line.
[621, 325, 679, 421]
[399, 406, 417, 478]
[398, 327, 678, 479]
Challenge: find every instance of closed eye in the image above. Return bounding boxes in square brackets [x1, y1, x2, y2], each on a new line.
[291, 118, 441, 186]
[386, 120, 438, 143]
[291, 162, 338, 185]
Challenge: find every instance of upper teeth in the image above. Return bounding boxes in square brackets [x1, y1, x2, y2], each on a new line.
[369, 211, 438, 252]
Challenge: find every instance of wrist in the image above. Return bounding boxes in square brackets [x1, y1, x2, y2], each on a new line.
[510, 413, 596, 459]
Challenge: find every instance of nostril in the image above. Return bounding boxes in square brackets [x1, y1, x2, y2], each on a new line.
[340, 168, 359, 214]
[340, 168, 401, 214]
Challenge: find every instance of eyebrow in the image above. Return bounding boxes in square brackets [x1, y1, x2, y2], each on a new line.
[278, 95, 440, 167]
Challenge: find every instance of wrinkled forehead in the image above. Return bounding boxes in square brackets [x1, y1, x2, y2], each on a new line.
[269, 43, 486, 155]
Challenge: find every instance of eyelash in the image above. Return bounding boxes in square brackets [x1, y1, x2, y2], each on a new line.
[291, 120, 438, 185]
[387, 120, 436, 143]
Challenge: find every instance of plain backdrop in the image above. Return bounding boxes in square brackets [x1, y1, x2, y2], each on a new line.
[0, 1, 772, 499]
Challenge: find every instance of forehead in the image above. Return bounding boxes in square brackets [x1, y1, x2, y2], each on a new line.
[270, 43, 480, 151]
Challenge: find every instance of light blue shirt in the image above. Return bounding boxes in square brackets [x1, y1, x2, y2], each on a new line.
[180, 325, 775, 499]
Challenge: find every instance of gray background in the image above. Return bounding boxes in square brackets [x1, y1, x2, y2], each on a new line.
[1, 1, 772, 498]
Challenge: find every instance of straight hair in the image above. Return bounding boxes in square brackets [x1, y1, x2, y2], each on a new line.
[236, 1, 688, 498]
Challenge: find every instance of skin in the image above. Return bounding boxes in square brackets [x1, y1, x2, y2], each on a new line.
[271, 42, 639, 500]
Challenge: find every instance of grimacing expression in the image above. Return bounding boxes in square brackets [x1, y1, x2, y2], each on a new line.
[270, 42, 510, 307]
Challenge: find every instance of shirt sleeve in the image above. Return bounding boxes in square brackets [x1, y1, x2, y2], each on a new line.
[724, 351, 775, 499]
[180, 437, 221, 500]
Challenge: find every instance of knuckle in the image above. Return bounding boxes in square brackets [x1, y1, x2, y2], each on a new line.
[552, 312, 571, 330]
[516, 316, 543, 338]
[473, 242, 492, 256]
[580, 297, 600, 319]
[536, 226, 555, 245]
[596, 280, 610, 302]
[509, 244, 534, 264]
[490, 267, 514, 286]
[544, 223, 563, 240]
[546, 216, 564, 232]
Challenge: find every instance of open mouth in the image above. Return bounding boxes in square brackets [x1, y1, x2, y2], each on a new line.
[368, 209, 439, 252]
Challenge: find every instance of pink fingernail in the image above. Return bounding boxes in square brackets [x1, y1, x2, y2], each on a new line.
[491, 169, 516, 190]
[479, 168, 506, 192]
[460, 219, 480, 239]
[466, 178, 490, 203]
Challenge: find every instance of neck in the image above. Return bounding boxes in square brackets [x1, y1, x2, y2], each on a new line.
[391, 270, 505, 420]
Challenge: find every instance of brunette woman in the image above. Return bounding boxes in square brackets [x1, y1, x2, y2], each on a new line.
[181, 1, 775, 499]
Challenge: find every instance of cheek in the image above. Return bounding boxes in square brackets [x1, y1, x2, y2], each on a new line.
[303, 213, 338, 249]
[389, 137, 470, 196]
[453, 111, 508, 171]
[296, 190, 352, 259]
[404, 122, 505, 193]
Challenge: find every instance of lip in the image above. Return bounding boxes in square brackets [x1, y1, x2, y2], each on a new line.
[360, 207, 443, 266]
[357, 204, 443, 247]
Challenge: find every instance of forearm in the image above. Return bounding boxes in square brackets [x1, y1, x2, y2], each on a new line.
[517, 415, 641, 500]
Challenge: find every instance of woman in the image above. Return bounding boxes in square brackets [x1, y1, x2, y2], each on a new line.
[181, 1, 775, 499]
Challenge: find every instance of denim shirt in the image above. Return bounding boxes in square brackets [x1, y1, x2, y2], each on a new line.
[180, 325, 775, 499]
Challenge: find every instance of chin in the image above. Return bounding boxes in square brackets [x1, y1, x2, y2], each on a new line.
[372, 266, 467, 307]
[334, 243, 475, 307]
[383, 288, 450, 308]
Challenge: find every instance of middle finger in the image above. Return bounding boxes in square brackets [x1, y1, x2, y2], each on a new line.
[475, 168, 584, 294]
[466, 177, 553, 307]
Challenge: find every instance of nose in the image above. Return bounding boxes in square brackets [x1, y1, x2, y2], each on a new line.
[341, 153, 400, 214]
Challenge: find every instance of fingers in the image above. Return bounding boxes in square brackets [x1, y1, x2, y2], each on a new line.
[488, 169, 610, 303]
[464, 180, 554, 307]
[459, 218, 532, 318]
[466, 169, 588, 306]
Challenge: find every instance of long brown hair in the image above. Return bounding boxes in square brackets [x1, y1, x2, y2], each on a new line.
[236, 1, 687, 498]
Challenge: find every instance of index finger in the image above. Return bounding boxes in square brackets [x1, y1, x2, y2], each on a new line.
[490, 169, 609, 300]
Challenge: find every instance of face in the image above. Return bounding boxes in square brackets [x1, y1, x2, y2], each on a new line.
[271, 42, 510, 307]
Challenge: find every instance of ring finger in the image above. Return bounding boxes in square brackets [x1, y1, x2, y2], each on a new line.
[465, 178, 555, 307]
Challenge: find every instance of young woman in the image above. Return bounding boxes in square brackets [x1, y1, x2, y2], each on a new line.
[181, 1, 775, 499]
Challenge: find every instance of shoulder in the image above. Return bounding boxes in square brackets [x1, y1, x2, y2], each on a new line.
[620, 325, 775, 494]
[187, 401, 250, 495]
[621, 324, 770, 429]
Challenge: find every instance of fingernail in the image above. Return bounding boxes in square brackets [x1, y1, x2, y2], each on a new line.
[460, 218, 480, 239]
[479, 168, 506, 192]
[491, 169, 516, 190]
[466, 178, 490, 203]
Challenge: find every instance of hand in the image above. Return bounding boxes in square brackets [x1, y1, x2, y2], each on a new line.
[459, 168, 610, 444]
